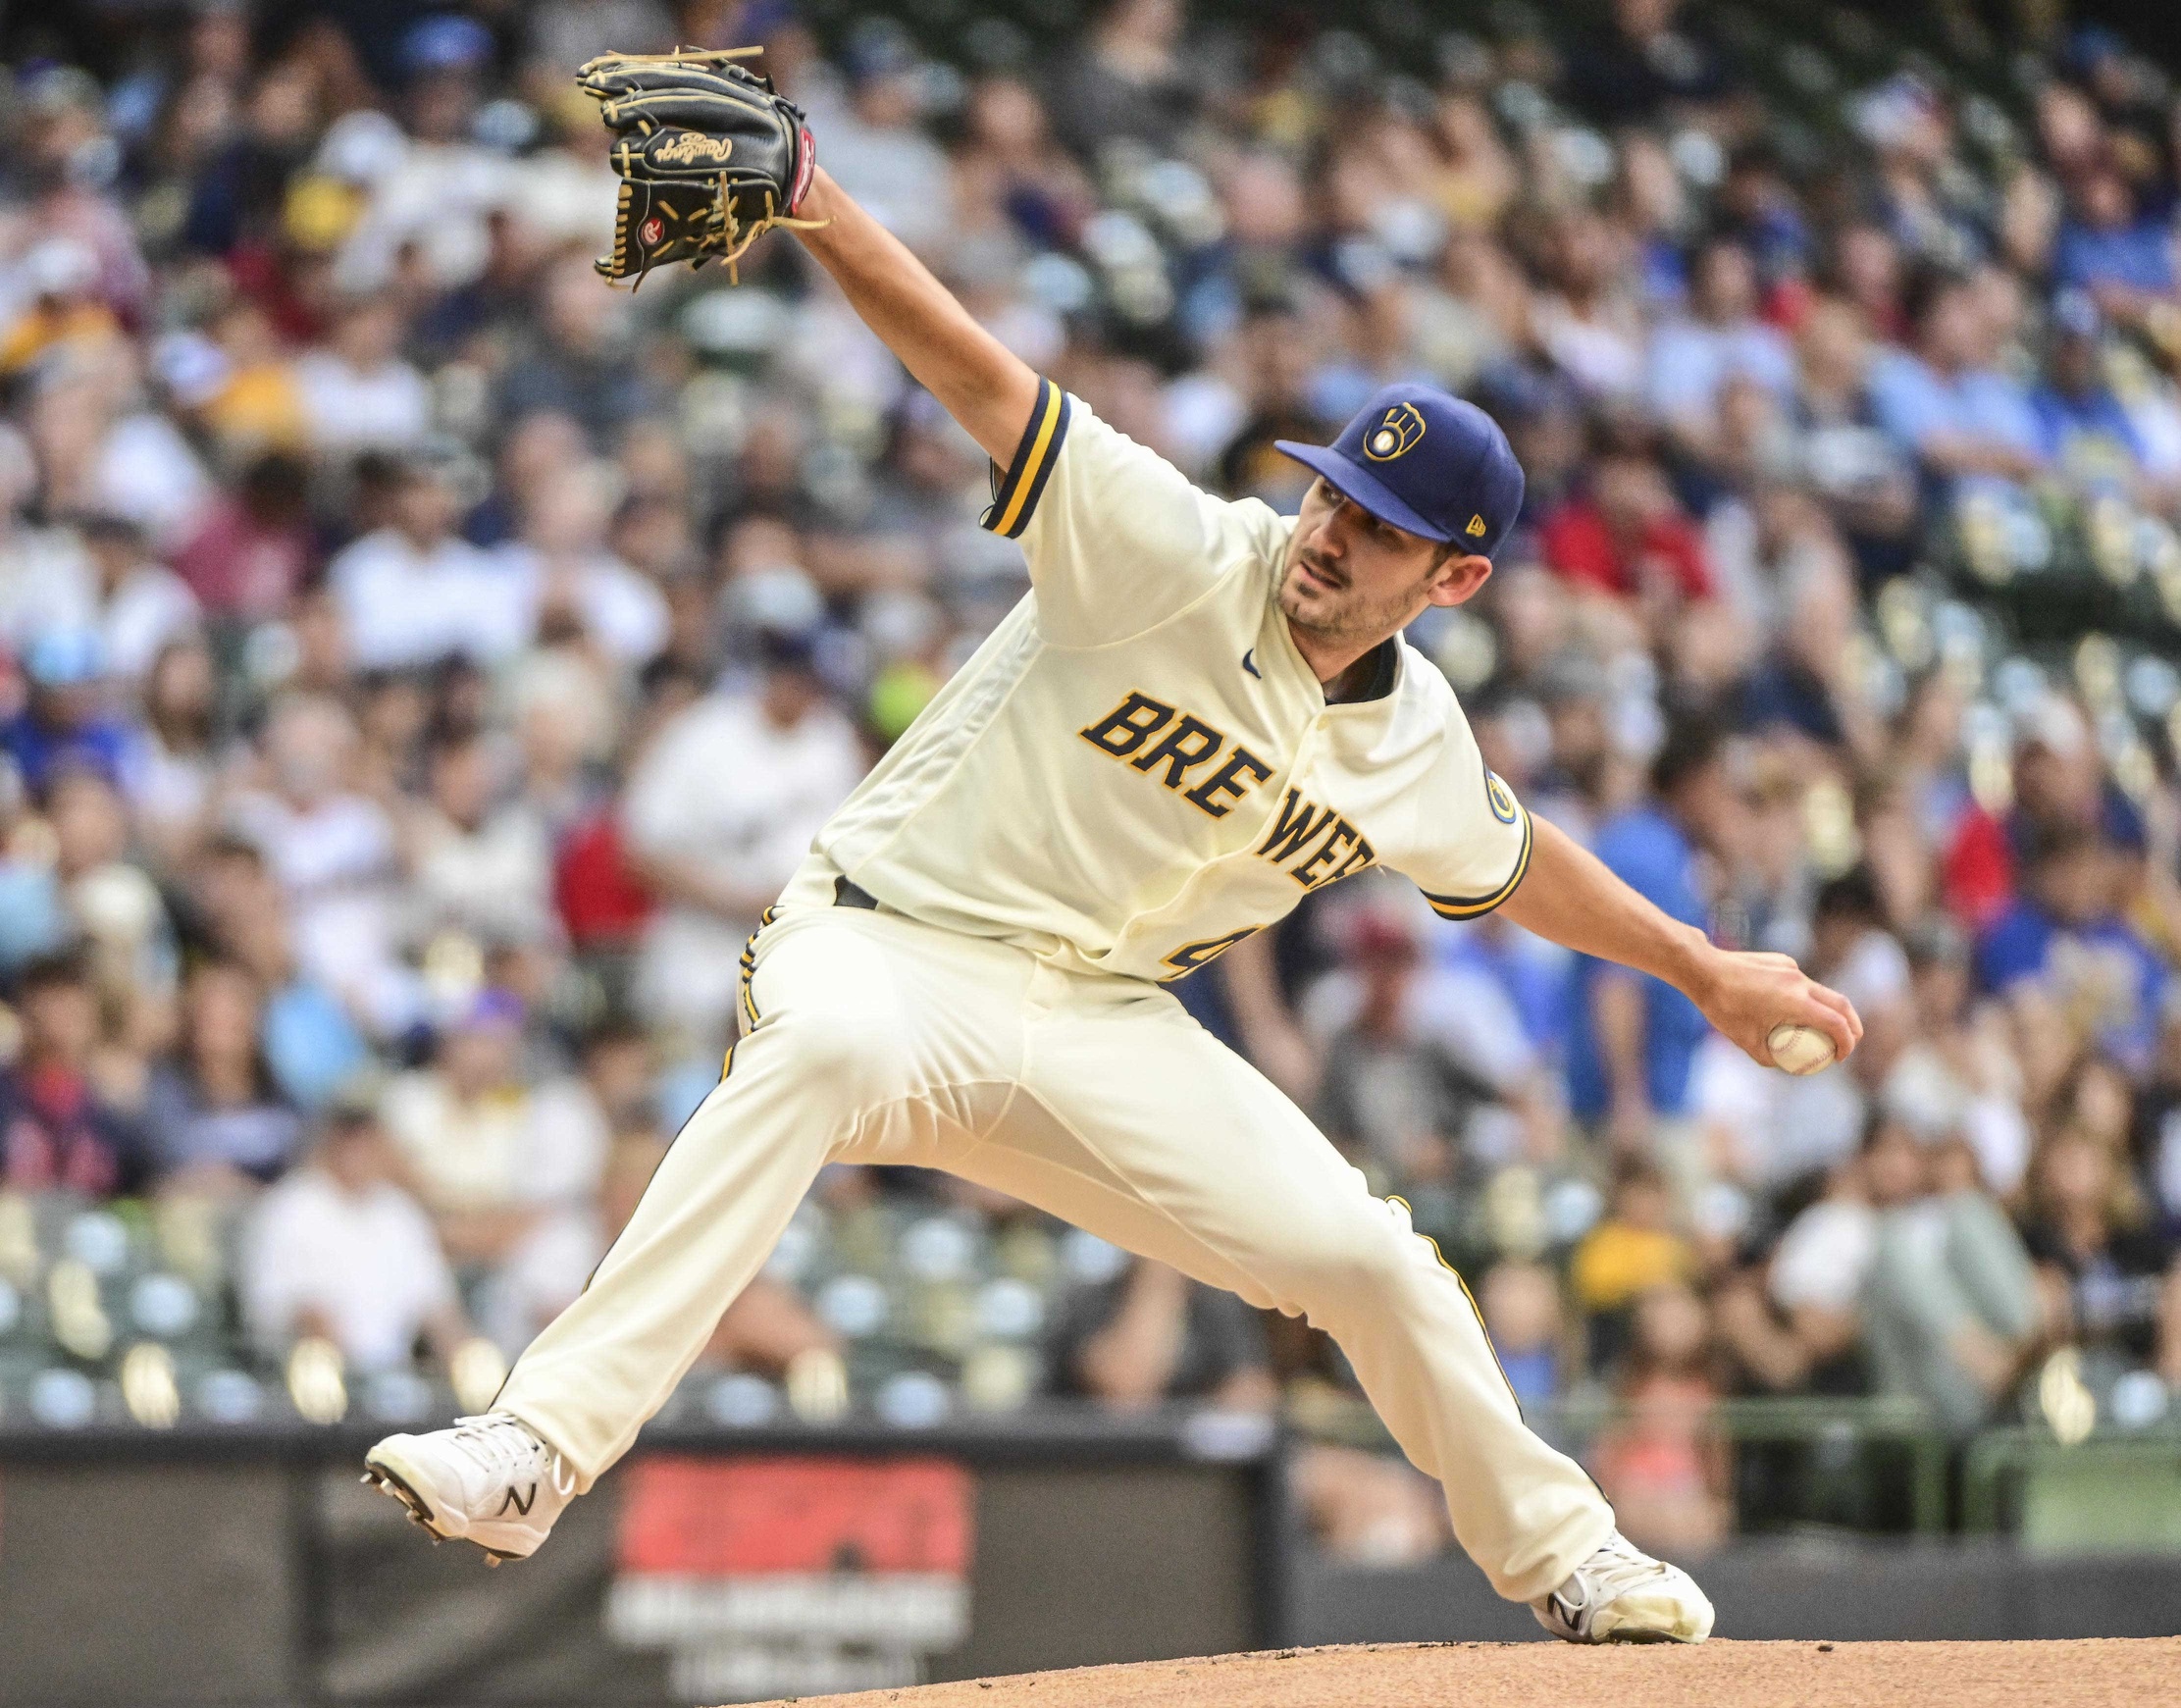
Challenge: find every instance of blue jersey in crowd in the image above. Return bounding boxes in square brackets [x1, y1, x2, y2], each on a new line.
[2054, 220, 2176, 298]
[2031, 385, 2145, 489]
[1976, 901, 2167, 1076]
[1867, 350, 2044, 492]
[1563, 805, 1714, 1121]
[0, 712, 138, 797]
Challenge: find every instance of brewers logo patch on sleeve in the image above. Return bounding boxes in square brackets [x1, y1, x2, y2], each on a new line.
[1403, 745, 1533, 923]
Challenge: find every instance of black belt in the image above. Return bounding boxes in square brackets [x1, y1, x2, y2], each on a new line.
[832, 876, 881, 910]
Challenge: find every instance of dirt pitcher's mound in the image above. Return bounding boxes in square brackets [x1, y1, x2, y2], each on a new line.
[745, 1636, 2180, 1708]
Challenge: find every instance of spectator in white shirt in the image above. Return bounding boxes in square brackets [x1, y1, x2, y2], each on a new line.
[327, 448, 527, 668]
[0, 424, 96, 646]
[404, 727, 555, 948]
[1646, 237, 1796, 458]
[87, 392, 215, 550]
[330, 18, 508, 294]
[228, 692, 418, 1037]
[79, 512, 199, 683]
[127, 635, 222, 863]
[241, 1089, 469, 1373]
[805, 22, 954, 256]
[294, 293, 432, 459]
[1532, 207, 1649, 399]
[1713, 1152, 1874, 1397]
[491, 462, 670, 667]
[379, 989, 608, 1349]
[623, 600, 866, 1056]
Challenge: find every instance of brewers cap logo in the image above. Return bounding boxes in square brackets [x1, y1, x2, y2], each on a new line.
[1363, 401, 1427, 462]
[1485, 770, 1520, 825]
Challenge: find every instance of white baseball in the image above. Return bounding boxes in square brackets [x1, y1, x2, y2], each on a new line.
[1766, 1022, 1837, 1076]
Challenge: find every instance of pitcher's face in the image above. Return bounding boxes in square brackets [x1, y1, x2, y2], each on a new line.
[1277, 479, 1489, 646]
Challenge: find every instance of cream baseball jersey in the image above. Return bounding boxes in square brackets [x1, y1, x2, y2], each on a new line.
[813, 380, 1531, 982]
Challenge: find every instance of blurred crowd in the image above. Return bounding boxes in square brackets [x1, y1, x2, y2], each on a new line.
[2, 0, 2181, 1562]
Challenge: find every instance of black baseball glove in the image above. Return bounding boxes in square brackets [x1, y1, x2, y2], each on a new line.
[575, 47, 820, 285]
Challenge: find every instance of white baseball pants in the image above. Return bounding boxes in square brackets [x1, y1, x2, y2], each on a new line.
[497, 874, 1613, 1602]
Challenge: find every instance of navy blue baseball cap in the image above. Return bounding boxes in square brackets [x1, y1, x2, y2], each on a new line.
[1276, 384, 1525, 556]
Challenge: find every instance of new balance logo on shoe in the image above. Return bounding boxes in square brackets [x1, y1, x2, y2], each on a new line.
[500, 1483, 537, 1516]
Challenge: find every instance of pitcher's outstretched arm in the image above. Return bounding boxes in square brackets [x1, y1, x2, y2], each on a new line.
[1500, 813, 1863, 1068]
[792, 169, 1040, 465]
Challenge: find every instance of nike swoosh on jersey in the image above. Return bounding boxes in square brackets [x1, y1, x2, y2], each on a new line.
[1241, 648, 1262, 679]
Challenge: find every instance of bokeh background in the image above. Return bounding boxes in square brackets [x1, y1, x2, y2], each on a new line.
[1, 0, 2180, 1695]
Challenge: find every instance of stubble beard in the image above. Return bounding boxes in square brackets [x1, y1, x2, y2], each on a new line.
[1276, 555, 1430, 647]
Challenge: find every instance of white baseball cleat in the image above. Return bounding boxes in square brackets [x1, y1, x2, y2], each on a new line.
[362, 1412, 577, 1564]
[1530, 1529, 1715, 1643]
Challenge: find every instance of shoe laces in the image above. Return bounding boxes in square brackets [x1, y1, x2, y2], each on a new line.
[1564, 1531, 1670, 1609]
[450, 1414, 576, 1499]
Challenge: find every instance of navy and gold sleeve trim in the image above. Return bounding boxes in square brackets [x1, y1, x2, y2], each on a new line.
[980, 378, 1071, 539]
[1421, 805, 1533, 920]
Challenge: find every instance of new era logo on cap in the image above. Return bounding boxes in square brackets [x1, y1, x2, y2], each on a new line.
[1274, 384, 1525, 556]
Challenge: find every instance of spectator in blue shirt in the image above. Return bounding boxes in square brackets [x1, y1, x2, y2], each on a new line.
[1977, 820, 2167, 1078]
[1868, 267, 2045, 493]
[1718, 143, 1814, 294]
[1, 629, 139, 798]
[2053, 169, 2176, 324]
[1565, 719, 1741, 1148]
[2031, 291, 2150, 496]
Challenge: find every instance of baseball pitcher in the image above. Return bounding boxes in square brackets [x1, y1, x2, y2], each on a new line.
[364, 52, 1863, 1644]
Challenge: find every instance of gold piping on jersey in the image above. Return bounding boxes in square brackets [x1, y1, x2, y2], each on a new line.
[1419, 803, 1532, 918]
[737, 906, 778, 1032]
[981, 378, 1072, 540]
[1385, 1193, 1523, 1414]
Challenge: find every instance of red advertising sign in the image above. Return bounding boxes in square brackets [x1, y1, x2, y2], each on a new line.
[617, 1455, 973, 1576]
[608, 1455, 977, 1701]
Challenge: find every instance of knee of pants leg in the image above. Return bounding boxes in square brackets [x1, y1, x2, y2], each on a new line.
[1270, 1205, 1418, 1323]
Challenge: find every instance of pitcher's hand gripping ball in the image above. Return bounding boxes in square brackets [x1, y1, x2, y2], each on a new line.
[576, 46, 820, 285]
[1767, 1021, 1838, 1075]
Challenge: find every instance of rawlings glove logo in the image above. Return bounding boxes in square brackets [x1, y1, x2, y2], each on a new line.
[654, 132, 735, 167]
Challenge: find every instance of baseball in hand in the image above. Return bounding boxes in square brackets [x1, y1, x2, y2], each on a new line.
[1766, 1022, 1837, 1076]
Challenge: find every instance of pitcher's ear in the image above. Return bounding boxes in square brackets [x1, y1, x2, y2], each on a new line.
[1427, 552, 1492, 608]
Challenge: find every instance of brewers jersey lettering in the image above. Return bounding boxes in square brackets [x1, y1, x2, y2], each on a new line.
[816, 380, 1532, 979]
